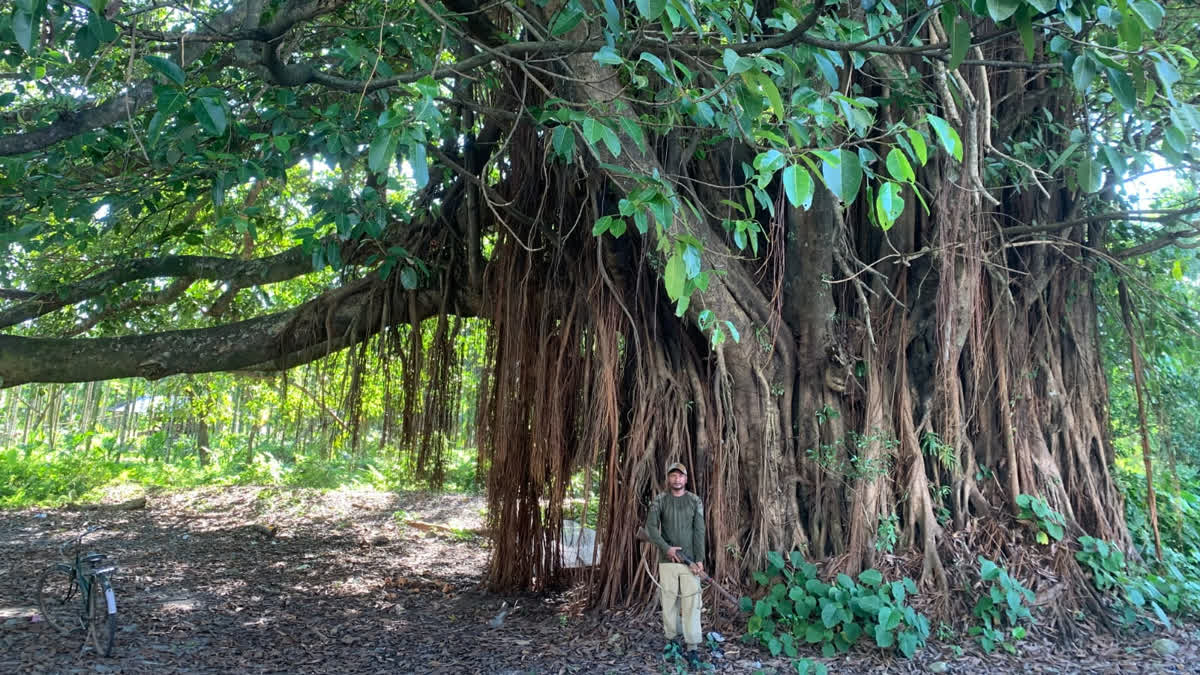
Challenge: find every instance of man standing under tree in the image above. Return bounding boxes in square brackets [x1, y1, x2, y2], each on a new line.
[646, 462, 706, 667]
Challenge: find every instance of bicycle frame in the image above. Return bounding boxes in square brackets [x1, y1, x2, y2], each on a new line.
[55, 527, 117, 628]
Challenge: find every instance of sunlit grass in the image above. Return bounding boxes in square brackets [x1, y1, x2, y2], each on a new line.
[0, 436, 482, 509]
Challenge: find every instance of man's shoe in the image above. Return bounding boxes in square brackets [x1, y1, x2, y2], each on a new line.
[684, 649, 702, 668]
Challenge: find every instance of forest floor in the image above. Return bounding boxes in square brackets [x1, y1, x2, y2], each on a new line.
[1, 486, 1198, 674]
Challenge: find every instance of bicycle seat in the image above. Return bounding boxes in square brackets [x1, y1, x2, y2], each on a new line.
[82, 553, 109, 563]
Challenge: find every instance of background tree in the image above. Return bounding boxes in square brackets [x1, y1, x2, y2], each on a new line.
[1, 0, 1198, 619]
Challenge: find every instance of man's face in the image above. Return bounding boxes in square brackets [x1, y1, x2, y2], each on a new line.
[668, 470, 687, 491]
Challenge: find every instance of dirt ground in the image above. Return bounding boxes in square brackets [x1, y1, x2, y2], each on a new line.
[1, 486, 1198, 674]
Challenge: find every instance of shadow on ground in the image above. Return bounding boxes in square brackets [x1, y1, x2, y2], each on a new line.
[1, 487, 1197, 674]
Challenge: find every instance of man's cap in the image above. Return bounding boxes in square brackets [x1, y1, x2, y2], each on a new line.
[666, 462, 687, 476]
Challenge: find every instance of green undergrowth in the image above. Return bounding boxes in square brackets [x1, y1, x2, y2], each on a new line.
[0, 436, 482, 508]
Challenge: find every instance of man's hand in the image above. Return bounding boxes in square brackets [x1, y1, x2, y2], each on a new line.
[666, 546, 682, 563]
[689, 561, 704, 576]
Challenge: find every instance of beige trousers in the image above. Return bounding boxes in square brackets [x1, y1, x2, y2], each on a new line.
[658, 562, 702, 647]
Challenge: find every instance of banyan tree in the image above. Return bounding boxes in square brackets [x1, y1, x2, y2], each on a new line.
[1, 0, 1197, 617]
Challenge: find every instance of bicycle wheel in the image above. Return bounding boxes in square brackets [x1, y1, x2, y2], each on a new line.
[88, 574, 117, 657]
[37, 564, 82, 634]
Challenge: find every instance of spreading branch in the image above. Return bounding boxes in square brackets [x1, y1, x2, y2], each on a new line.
[0, 248, 317, 329]
[0, 276, 472, 389]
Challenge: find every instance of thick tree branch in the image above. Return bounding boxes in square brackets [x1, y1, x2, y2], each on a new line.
[0, 275, 473, 389]
[0, 247, 315, 329]
[1112, 229, 1200, 260]
[1003, 204, 1200, 237]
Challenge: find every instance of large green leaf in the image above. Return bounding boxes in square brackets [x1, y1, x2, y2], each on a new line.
[143, 55, 186, 85]
[192, 97, 227, 136]
[926, 115, 963, 161]
[782, 164, 814, 209]
[663, 252, 685, 300]
[819, 149, 862, 204]
[875, 181, 905, 230]
[12, 10, 35, 53]
[549, 5, 585, 35]
[886, 148, 915, 183]
[905, 129, 928, 166]
[949, 16, 970, 71]
[1076, 153, 1104, 194]
[1072, 53, 1098, 92]
[368, 131, 395, 173]
[635, 0, 667, 20]
[985, 0, 1020, 23]
[1129, 0, 1165, 30]
[1106, 67, 1137, 110]
[410, 142, 430, 188]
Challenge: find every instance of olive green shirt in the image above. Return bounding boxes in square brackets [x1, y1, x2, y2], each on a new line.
[646, 491, 706, 563]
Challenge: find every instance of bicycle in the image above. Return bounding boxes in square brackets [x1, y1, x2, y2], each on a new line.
[37, 525, 118, 657]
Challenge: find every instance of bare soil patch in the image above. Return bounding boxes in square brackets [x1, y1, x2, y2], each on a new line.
[0, 487, 1196, 674]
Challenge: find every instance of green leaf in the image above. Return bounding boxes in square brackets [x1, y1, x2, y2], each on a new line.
[1129, 0, 1164, 30]
[74, 23, 99, 58]
[985, 0, 1020, 23]
[551, 125, 576, 161]
[592, 215, 612, 236]
[1172, 260, 1184, 281]
[639, 52, 671, 82]
[898, 631, 920, 658]
[193, 98, 227, 136]
[400, 266, 418, 290]
[820, 149, 863, 204]
[593, 45, 623, 66]
[949, 16, 970, 71]
[13, 9, 35, 53]
[87, 9, 117, 43]
[618, 117, 647, 155]
[1072, 53, 1098, 92]
[1016, 7, 1035, 61]
[1107, 68, 1137, 110]
[782, 165, 814, 209]
[143, 55, 186, 85]
[926, 115, 963, 161]
[757, 72, 785, 120]
[874, 623, 895, 648]
[1076, 153, 1104, 194]
[1150, 600, 1171, 629]
[664, 253, 685, 300]
[979, 557, 1000, 581]
[875, 182, 905, 230]
[886, 148, 916, 183]
[1097, 5, 1122, 29]
[821, 602, 841, 628]
[368, 131, 395, 174]
[635, 0, 667, 20]
[1153, 57, 1181, 100]
[410, 143, 429, 188]
[1164, 126, 1189, 155]
[1026, 0, 1056, 12]
[549, 4, 585, 35]
[858, 569, 884, 587]
[722, 48, 754, 75]
[725, 320, 740, 343]
[905, 129, 928, 166]
[1127, 586, 1145, 606]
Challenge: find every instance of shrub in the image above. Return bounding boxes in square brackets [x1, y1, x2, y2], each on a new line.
[969, 557, 1034, 654]
[740, 551, 931, 659]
